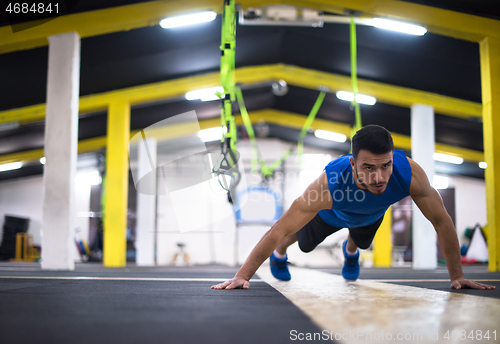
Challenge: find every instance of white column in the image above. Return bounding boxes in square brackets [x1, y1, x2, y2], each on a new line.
[41, 32, 80, 270]
[411, 104, 437, 269]
[135, 138, 157, 266]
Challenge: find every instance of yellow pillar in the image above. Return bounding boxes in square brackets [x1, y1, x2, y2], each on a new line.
[373, 206, 392, 267]
[103, 100, 130, 267]
[480, 36, 500, 272]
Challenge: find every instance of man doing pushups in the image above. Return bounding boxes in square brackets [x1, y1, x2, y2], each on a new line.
[212, 125, 495, 291]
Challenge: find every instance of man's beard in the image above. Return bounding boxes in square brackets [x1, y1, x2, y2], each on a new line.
[354, 168, 368, 190]
[354, 168, 388, 195]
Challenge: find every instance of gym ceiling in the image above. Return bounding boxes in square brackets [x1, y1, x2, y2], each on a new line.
[0, 0, 499, 181]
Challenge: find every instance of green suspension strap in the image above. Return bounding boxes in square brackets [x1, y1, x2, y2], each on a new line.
[350, 17, 362, 139]
[220, 0, 236, 149]
[258, 90, 326, 179]
[297, 90, 326, 163]
[216, 0, 327, 183]
[213, 0, 240, 192]
[235, 87, 259, 173]
[236, 86, 326, 181]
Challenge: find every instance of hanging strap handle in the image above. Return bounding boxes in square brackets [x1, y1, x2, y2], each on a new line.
[236, 87, 326, 178]
[212, 0, 239, 192]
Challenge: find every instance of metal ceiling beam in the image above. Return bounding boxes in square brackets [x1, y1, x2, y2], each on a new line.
[247, 109, 484, 162]
[0, 64, 481, 127]
[1, 0, 499, 55]
[284, 0, 500, 42]
[0, 108, 484, 166]
[271, 65, 482, 119]
[0, 0, 273, 54]
[0, 136, 108, 165]
[0, 0, 220, 54]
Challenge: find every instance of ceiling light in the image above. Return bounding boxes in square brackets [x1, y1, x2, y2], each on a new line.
[0, 162, 22, 172]
[198, 127, 227, 142]
[160, 11, 217, 29]
[314, 130, 347, 143]
[40, 157, 46, 165]
[433, 153, 463, 165]
[370, 18, 427, 36]
[185, 86, 224, 101]
[479, 162, 487, 169]
[433, 175, 449, 189]
[0, 121, 20, 132]
[354, 94, 377, 106]
[336, 91, 376, 105]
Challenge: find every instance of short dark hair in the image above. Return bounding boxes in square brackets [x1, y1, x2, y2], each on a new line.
[351, 125, 394, 160]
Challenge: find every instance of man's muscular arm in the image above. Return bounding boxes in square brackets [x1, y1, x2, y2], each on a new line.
[408, 158, 494, 290]
[211, 171, 332, 290]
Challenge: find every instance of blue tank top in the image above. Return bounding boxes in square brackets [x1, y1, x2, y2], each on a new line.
[318, 149, 412, 228]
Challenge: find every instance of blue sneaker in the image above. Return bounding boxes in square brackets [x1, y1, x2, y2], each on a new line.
[342, 239, 360, 281]
[270, 252, 291, 281]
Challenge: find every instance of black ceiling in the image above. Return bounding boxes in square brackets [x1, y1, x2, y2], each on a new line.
[402, 0, 500, 21]
[0, 0, 495, 181]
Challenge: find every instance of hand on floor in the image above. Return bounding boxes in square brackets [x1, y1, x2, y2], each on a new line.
[211, 276, 250, 290]
[451, 277, 496, 290]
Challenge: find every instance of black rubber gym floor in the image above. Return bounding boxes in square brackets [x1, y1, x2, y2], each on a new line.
[0, 263, 335, 344]
[0, 263, 498, 344]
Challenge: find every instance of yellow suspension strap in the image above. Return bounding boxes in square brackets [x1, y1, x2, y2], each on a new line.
[236, 86, 326, 181]
[350, 17, 363, 139]
[213, 0, 240, 193]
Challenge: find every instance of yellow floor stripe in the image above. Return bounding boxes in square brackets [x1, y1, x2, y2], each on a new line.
[257, 266, 500, 344]
[0, 276, 264, 282]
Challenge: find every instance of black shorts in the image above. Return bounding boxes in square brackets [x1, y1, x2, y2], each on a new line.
[296, 213, 385, 252]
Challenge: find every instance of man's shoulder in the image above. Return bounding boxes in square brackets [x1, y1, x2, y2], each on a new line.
[326, 154, 352, 171]
[393, 149, 409, 164]
[389, 151, 412, 196]
[324, 156, 353, 191]
[406, 158, 430, 197]
[392, 150, 412, 172]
